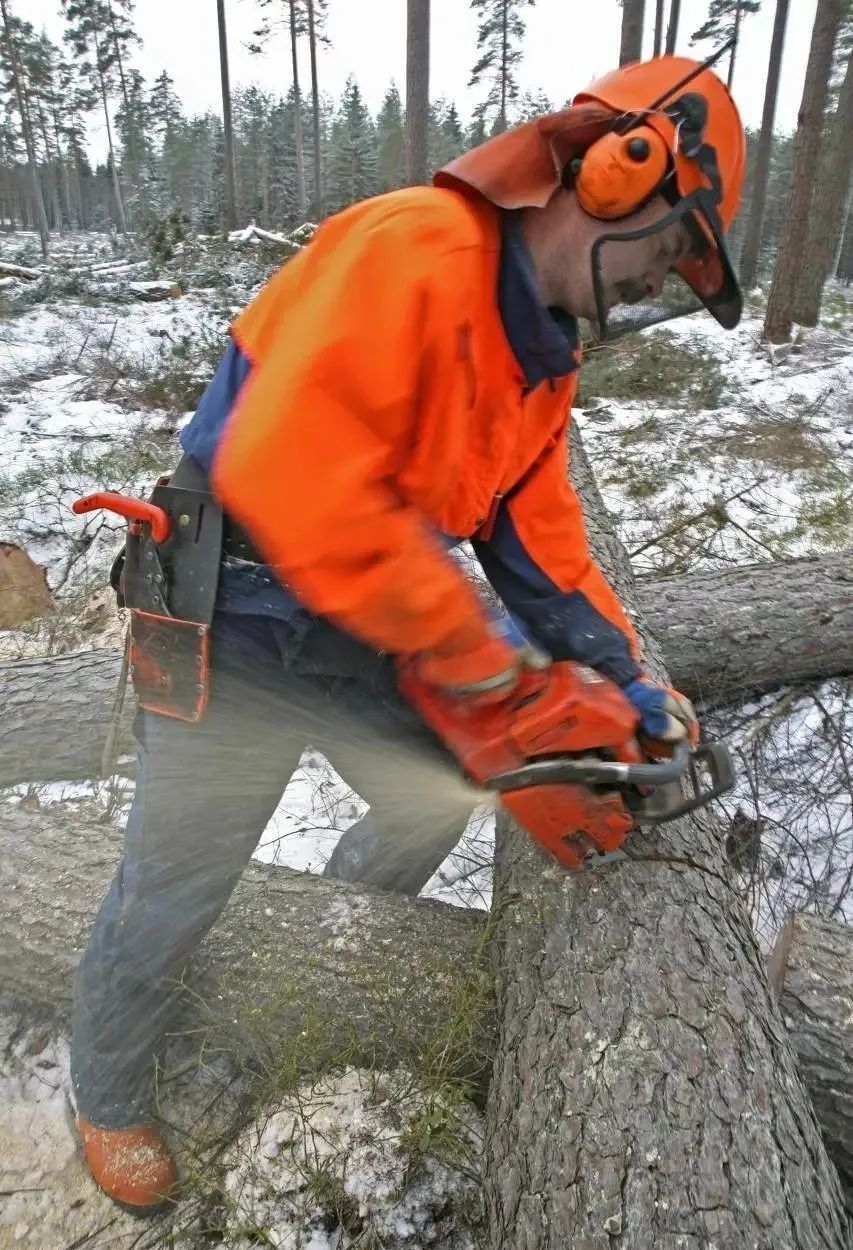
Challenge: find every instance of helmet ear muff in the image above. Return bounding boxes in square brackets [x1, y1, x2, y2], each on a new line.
[570, 124, 670, 220]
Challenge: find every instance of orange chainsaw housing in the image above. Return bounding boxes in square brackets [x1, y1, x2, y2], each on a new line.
[399, 660, 643, 868]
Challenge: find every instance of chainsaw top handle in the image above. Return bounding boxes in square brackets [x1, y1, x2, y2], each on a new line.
[488, 741, 691, 792]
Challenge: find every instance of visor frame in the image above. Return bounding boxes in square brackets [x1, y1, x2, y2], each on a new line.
[590, 187, 742, 340]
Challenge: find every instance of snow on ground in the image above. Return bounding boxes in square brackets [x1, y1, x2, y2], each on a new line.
[0, 1015, 483, 1250]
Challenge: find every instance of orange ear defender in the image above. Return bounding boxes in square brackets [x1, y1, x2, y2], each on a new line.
[570, 124, 671, 220]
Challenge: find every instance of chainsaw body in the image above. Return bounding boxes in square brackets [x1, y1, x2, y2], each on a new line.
[399, 659, 734, 869]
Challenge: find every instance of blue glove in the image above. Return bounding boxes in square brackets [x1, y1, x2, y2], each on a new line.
[622, 678, 699, 745]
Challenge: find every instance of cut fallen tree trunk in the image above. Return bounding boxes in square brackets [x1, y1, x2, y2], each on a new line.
[0, 798, 493, 1079]
[2, 549, 852, 789]
[481, 428, 850, 1248]
[3, 799, 853, 1223]
[640, 551, 853, 708]
[769, 912, 853, 1214]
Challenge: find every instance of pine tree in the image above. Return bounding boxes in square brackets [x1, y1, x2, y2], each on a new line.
[428, 98, 465, 169]
[794, 28, 853, 324]
[0, 0, 50, 255]
[406, 0, 430, 183]
[690, 1, 761, 87]
[619, 0, 646, 65]
[376, 82, 405, 191]
[739, 0, 790, 288]
[252, 1, 308, 217]
[327, 76, 378, 213]
[61, 0, 137, 233]
[665, 0, 682, 54]
[764, 0, 846, 342]
[305, 0, 328, 218]
[469, 0, 536, 135]
[217, 0, 238, 231]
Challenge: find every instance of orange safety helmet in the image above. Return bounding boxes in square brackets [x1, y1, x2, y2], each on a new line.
[436, 53, 746, 336]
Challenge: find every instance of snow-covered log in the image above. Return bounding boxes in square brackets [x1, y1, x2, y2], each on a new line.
[1, 548, 851, 787]
[0, 799, 492, 1076]
[0, 261, 41, 280]
[479, 428, 850, 1248]
[769, 912, 853, 1212]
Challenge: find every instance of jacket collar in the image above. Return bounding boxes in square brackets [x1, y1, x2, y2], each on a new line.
[498, 209, 580, 389]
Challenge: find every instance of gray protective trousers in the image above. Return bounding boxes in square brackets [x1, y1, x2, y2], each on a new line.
[70, 610, 472, 1128]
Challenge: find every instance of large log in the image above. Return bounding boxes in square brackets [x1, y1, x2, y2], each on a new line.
[769, 912, 853, 1213]
[2, 549, 852, 789]
[481, 428, 850, 1248]
[0, 798, 493, 1077]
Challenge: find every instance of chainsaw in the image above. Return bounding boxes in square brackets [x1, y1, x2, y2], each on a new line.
[399, 658, 734, 870]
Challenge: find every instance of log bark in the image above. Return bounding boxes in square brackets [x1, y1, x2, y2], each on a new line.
[3, 801, 853, 1217]
[481, 427, 850, 1248]
[769, 912, 853, 1213]
[0, 798, 493, 1078]
[2, 550, 851, 788]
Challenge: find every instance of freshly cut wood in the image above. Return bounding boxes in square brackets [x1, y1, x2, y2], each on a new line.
[1, 549, 851, 787]
[769, 912, 853, 1211]
[0, 543, 53, 628]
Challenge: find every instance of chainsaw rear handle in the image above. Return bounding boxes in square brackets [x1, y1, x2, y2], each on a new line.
[72, 491, 172, 544]
[489, 740, 691, 792]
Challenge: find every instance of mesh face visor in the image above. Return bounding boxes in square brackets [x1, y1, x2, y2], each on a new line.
[589, 188, 742, 342]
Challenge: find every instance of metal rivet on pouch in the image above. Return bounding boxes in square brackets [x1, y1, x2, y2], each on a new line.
[179, 514, 191, 527]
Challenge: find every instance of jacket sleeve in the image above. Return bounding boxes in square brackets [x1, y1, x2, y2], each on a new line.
[211, 222, 495, 660]
[471, 423, 643, 686]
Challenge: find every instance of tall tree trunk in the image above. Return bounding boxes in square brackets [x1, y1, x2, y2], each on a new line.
[288, 0, 308, 220]
[105, 0, 141, 221]
[306, 0, 323, 218]
[653, 0, 665, 56]
[406, 0, 430, 184]
[620, 0, 646, 65]
[34, 101, 64, 235]
[500, 0, 508, 131]
[833, 175, 853, 277]
[764, 0, 845, 344]
[481, 425, 850, 1248]
[0, 0, 50, 258]
[91, 26, 128, 236]
[739, 0, 791, 290]
[665, 0, 681, 55]
[728, 0, 743, 87]
[217, 0, 239, 232]
[793, 45, 853, 326]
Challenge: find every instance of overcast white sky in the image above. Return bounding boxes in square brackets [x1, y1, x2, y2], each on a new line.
[25, 0, 817, 162]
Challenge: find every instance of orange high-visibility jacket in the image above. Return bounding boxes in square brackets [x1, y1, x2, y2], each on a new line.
[210, 186, 641, 682]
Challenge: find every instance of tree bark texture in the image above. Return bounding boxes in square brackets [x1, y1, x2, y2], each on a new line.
[0, 799, 493, 1079]
[288, 0, 308, 219]
[794, 45, 853, 326]
[739, 0, 791, 290]
[406, 0, 430, 185]
[769, 912, 853, 1213]
[764, 0, 845, 344]
[620, 0, 646, 64]
[653, 0, 665, 56]
[306, 0, 323, 218]
[481, 425, 850, 1248]
[665, 0, 681, 55]
[4, 800, 853, 1206]
[217, 0, 239, 232]
[3, 550, 851, 789]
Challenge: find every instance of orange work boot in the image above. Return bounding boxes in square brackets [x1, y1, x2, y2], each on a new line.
[77, 1113, 178, 1214]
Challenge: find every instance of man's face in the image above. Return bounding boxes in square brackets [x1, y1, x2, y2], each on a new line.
[595, 213, 694, 312]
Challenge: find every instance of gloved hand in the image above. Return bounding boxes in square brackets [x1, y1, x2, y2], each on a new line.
[621, 677, 699, 751]
[414, 632, 550, 703]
